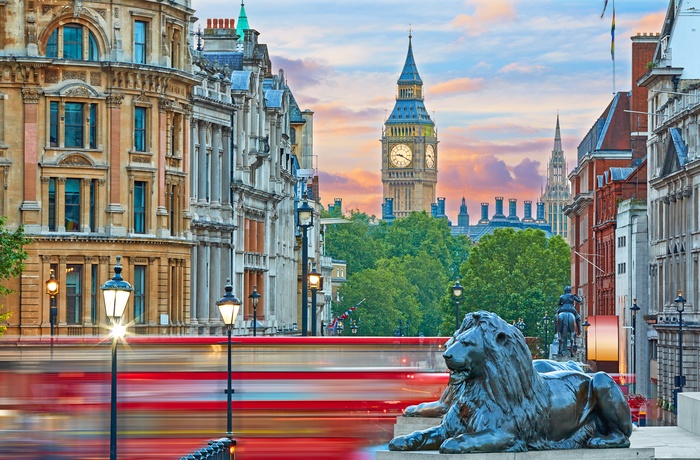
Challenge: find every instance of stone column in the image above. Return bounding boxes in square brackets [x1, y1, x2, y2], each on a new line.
[211, 126, 221, 204]
[105, 94, 126, 235]
[222, 127, 232, 207]
[20, 87, 41, 230]
[196, 241, 208, 324]
[190, 118, 198, 204]
[198, 122, 208, 202]
[210, 241, 221, 324]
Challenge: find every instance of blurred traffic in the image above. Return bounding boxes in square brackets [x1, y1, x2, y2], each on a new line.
[0, 336, 448, 459]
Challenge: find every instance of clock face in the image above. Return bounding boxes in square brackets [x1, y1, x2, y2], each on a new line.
[425, 145, 436, 169]
[390, 144, 413, 168]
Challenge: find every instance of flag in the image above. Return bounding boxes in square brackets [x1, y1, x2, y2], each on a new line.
[601, 0, 609, 18]
[611, 6, 615, 61]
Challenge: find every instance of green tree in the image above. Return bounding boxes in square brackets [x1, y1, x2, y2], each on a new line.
[323, 210, 387, 274]
[384, 211, 470, 277]
[377, 253, 448, 336]
[0, 217, 31, 335]
[334, 265, 421, 337]
[453, 228, 570, 338]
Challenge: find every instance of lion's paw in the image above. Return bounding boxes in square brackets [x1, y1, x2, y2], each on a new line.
[439, 438, 468, 454]
[389, 435, 417, 451]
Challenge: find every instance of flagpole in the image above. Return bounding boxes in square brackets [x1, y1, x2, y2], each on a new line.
[612, 0, 616, 94]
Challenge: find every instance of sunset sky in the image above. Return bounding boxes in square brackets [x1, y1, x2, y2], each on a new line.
[191, 0, 667, 221]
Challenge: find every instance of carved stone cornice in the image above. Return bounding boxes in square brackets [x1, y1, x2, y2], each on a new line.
[106, 93, 125, 108]
[22, 87, 41, 104]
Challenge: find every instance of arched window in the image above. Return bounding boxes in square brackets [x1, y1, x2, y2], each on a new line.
[46, 24, 99, 61]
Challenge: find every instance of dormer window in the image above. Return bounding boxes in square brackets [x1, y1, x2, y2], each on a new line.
[46, 24, 99, 61]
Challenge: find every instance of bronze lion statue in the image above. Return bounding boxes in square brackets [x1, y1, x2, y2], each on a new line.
[389, 311, 632, 454]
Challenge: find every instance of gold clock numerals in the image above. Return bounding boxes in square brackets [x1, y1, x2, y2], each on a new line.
[390, 144, 413, 168]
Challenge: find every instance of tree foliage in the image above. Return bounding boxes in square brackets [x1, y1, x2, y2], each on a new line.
[0, 217, 31, 335]
[325, 211, 471, 337]
[322, 210, 387, 274]
[453, 228, 570, 338]
[334, 265, 421, 337]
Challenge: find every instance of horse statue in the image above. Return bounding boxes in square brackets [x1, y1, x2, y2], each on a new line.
[556, 311, 577, 357]
[556, 286, 582, 357]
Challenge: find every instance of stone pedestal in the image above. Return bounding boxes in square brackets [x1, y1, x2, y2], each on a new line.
[376, 448, 655, 460]
[384, 416, 656, 460]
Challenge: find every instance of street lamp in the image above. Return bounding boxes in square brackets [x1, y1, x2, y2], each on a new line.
[309, 266, 322, 336]
[248, 285, 260, 337]
[582, 320, 590, 362]
[543, 313, 550, 358]
[217, 279, 242, 438]
[451, 279, 464, 331]
[45, 269, 59, 337]
[674, 290, 686, 414]
[515, 318, 526, 335]
[630, 299, 641, 394]
[296, 195, 314, 337]
[351, 320, 358, 335]
[101, 255, 133, 460]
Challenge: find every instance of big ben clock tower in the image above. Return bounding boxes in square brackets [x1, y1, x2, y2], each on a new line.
[382, 33, 437, 219]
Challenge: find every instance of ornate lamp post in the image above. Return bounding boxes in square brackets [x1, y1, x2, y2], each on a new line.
[630, 299, 640, 394]
[249, 285, 260, 337]
[101, 255, 133, 460]
[45, 269, 59, 337]
[451, 279, 464, 331]
[217, 280, 242, 438]
[674, 290, 686, 414]
[351, 320, 358, 335]
[543, 313, 550, 358]
[308, 266, 322, 336]
[515, 318, 526, 334]
[582, 320, 590, 362]
[296, 196, 314, 336]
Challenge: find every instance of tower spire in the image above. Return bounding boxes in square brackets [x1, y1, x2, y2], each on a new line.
[236, 1, 250, 42]
[553, 113, 562, 153]
[398, 30, 422, 85]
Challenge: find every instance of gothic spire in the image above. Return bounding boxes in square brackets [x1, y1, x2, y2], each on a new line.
[553, 113, 562, 153]
[236, 1, 250, 42]
[398, 31, 422, 85]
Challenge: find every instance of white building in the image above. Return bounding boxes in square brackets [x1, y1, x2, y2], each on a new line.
[638, 0, 700, 422]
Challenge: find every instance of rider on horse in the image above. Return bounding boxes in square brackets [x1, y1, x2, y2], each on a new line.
[557, 286, 582, 335]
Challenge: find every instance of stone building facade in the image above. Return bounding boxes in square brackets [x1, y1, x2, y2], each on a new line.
[638, 0, 700, 423]
[0, 3, 316, 338]
[381, 34, 437, 219]
[540, 115, 571, 239]
[0, 0, 198, 336]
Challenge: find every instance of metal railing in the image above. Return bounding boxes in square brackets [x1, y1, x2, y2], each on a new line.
[180, 437, 234, 460]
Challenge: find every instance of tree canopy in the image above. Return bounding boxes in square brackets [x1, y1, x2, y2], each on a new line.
[326, 211, 471, 336]
[452, 228, 570, 339]
[0, 217, 31, 335]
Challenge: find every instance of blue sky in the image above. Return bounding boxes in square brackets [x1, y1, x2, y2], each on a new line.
[191, 0, 667, 220]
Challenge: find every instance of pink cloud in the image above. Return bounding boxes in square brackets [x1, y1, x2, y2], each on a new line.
[498, 63, 547, 74]
[318, 170, 383, 215]
[430, 77, 486, 96]
[629, 12, 665, 35]
[271, 56, 334, 90]
[452, 0, 517, 36]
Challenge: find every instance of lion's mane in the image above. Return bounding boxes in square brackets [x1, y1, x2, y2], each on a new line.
[450, 311, 550, 451]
